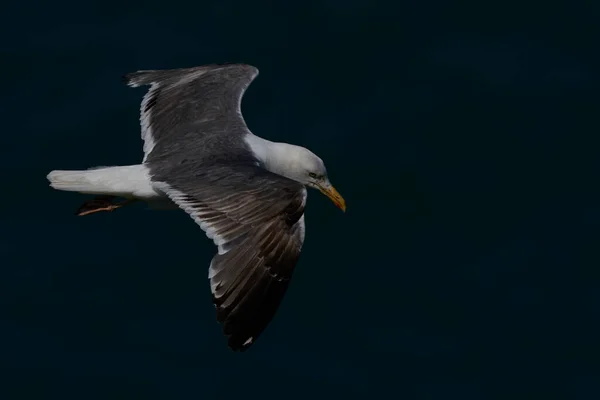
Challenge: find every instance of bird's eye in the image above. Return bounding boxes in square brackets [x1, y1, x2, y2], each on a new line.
[309, 172, 317, 178]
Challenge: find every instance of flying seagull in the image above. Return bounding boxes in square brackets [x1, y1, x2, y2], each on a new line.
[46, 64, 346, 351]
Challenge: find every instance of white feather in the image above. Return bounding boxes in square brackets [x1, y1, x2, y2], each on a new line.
[139, 83, 158, 162]
[46, 164, 161, 200]
[243, 133, 326, 185]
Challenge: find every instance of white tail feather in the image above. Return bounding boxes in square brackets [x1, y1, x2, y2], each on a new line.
[46, 165, 161, 199]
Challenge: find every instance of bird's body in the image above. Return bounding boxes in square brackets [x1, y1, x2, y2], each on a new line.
[47, 64, 345, 351]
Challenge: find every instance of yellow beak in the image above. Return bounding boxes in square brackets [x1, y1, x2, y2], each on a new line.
[318, 184, 346, 212]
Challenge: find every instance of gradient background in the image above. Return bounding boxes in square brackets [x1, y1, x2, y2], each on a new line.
[1, 1, 599, 398]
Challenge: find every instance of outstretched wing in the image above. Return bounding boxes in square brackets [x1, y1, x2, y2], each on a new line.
[125, 63, 306, 351]
[123, 63, 258, 162]
[151, 161, 307, 351]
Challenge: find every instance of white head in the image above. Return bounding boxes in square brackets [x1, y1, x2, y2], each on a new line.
[252, 140, 346, 212]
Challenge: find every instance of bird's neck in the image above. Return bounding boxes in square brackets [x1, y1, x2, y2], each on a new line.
[243, 134, 300, 179]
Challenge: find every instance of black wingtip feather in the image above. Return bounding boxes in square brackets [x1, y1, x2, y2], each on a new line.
[121, 71, 144, 86]
[121, 70, 157, 87]
[218, 261, 294, 352]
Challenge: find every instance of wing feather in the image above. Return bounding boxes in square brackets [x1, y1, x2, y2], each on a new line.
[152, 164, 306, 351]
[123, 63, 258, 162]
[126, 63, 307, 351]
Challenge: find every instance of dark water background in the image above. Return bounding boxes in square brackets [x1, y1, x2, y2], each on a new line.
[1, 1, 599, 398]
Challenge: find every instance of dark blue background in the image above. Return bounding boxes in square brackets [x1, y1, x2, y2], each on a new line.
[1, 1, 599, 398]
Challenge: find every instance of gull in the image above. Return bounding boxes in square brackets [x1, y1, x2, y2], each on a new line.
[47, 64, 346, 351]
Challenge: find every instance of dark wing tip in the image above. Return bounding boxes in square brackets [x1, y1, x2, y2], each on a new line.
[228, 336, 254, 352]
[121, 72, 134, 86]
[121, 70, 158, 88]
[214, 259, 295, 353]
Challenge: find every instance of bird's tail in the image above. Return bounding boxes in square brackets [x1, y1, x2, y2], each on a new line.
[46, 165, 152, 197]
[47, 168, 118, 195]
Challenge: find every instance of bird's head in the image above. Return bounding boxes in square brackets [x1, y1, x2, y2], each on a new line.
[286, 146, 346, 212]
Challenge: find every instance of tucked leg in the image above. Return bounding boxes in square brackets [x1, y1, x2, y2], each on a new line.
[76, 196, 137, 216]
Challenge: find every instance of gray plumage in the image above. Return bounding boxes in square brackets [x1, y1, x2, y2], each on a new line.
[123, 64, 307, 351]
[48, 63, 344, 352]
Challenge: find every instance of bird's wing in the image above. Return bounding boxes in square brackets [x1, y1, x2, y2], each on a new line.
[152, 161, 307, 351]
[123, 64, 258, 162]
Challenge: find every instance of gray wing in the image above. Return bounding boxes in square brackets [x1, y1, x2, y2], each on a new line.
[123, 63, 258, 162]
[151, 160, 307, 351]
